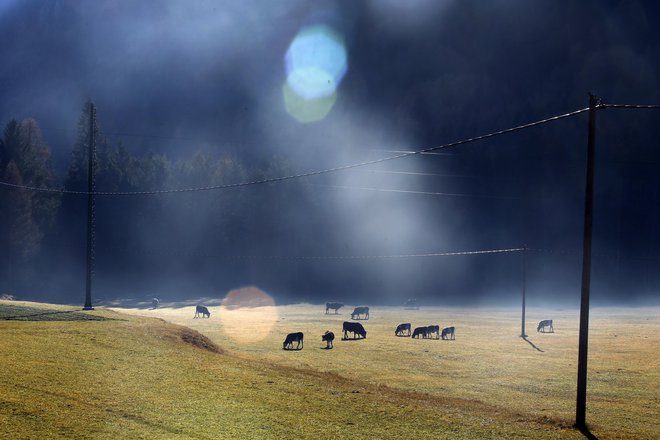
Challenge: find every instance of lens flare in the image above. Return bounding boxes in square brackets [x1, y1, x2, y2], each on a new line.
[219, 286, 278, 343]
[285, 25, 347, 100]
[283, 24, 347, 123]
[283, 82, 337, 124]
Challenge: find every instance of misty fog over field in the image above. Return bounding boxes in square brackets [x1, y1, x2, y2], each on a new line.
[0, 0, 659, 307]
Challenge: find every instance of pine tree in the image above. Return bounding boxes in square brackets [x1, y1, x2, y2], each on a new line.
[1, 161, 41, 259]
[65, 99, 94, 192]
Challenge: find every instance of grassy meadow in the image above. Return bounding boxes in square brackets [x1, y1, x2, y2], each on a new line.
[0, 300, 657, 439]
[117, 302, 659, 439]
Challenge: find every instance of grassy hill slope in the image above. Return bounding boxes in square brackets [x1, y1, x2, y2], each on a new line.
[0, 301, 582, 439]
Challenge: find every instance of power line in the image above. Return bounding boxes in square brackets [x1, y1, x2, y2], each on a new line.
[367, 149, 457, 156]
[353, 168, 518, 180]
[131, 245, 660, 263]
[136, 247, 526, 261]
[602, 103, 660, 109]
[0, 105, 590, 196]
[311, 183, 533, 200]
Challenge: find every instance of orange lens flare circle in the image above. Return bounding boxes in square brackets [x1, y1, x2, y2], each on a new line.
[219, 287, 278, 343]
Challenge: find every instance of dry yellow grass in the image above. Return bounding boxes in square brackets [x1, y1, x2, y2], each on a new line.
[118, 303, 660, 439]
[1, 300, 589, 439]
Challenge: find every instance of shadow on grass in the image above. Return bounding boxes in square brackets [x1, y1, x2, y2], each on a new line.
[521, 336, 544, 352]
[576, 425, 600, 440]
[0, 305, 117, 322]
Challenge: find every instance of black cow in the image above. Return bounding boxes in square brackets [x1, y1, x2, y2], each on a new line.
[343, 321, 367, 340]
[351, 306, 369, 320]
[395, 323, 412, 336]
[283, 332, 304, 350]
[441, 326, 455, 340]
[325, 302, 344, 314]
[426, 325, 440, 339]
[412, 326, 427, 339]
[194, 305, 210, 318]
[537, 320, 554, 333]
[322, 331, 335, 349]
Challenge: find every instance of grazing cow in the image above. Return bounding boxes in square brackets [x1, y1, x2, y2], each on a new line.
[151, 298, 159, 309]
[441, 326, 455, 340]
[325, 302, 344, 315]
[283, 332, 304, 350]
[343, 321, 367, 340]
[351, 306, 370, 320]
[537, 320, 554, 333]
[194, 305, 211, 318]
[395, 323, 412, 336]
[426, 325, 440, 339]
[412, 326, 427, 339]
[322, 331, 335, 349]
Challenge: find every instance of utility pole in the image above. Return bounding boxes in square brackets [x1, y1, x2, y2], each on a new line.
[576, 93, 599, 429]
[521, 245, 527, 338]
[83, 102, 96, 311]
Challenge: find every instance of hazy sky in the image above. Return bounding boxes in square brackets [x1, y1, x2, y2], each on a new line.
[1, 0, 659, 306]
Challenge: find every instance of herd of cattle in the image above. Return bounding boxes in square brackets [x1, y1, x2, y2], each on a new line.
[396, 323, 456, 340]
[181, 303, 552, 350]
[283, 305, 459, 350]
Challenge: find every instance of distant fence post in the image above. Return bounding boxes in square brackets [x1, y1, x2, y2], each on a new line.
[575, 93, 600, 429]
[521, 245, 527, 338]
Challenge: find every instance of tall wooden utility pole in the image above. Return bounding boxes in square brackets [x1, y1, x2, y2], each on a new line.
[520, 245, 527, 338]
[576, 93, 599, 429]
[83, 102, 96, 311]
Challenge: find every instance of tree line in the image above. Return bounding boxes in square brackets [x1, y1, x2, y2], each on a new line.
[0, 102, 320, 300]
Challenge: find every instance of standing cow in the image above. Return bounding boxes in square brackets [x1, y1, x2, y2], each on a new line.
[426, 325, 440, 339]
[537, 320, 554, 333]
[283, 332, 304, 350]
[441, 326, 455, 340]
[325, 302, 344, 314]
[322, 331, 335, 349]
[395, 323, 412, 336]
[343, 321, 367, 340]
[412, 326, 428, 339]
[194, 305, 211, 318]
[351, 306, 369, 320]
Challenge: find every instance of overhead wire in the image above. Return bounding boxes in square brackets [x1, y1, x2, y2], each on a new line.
[0, 106, 591, 196]
[601, 104, 660, 109]
[310, 183, 533, 200]
[136, 246, 527, 261]
[2, 102, 659, 197]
